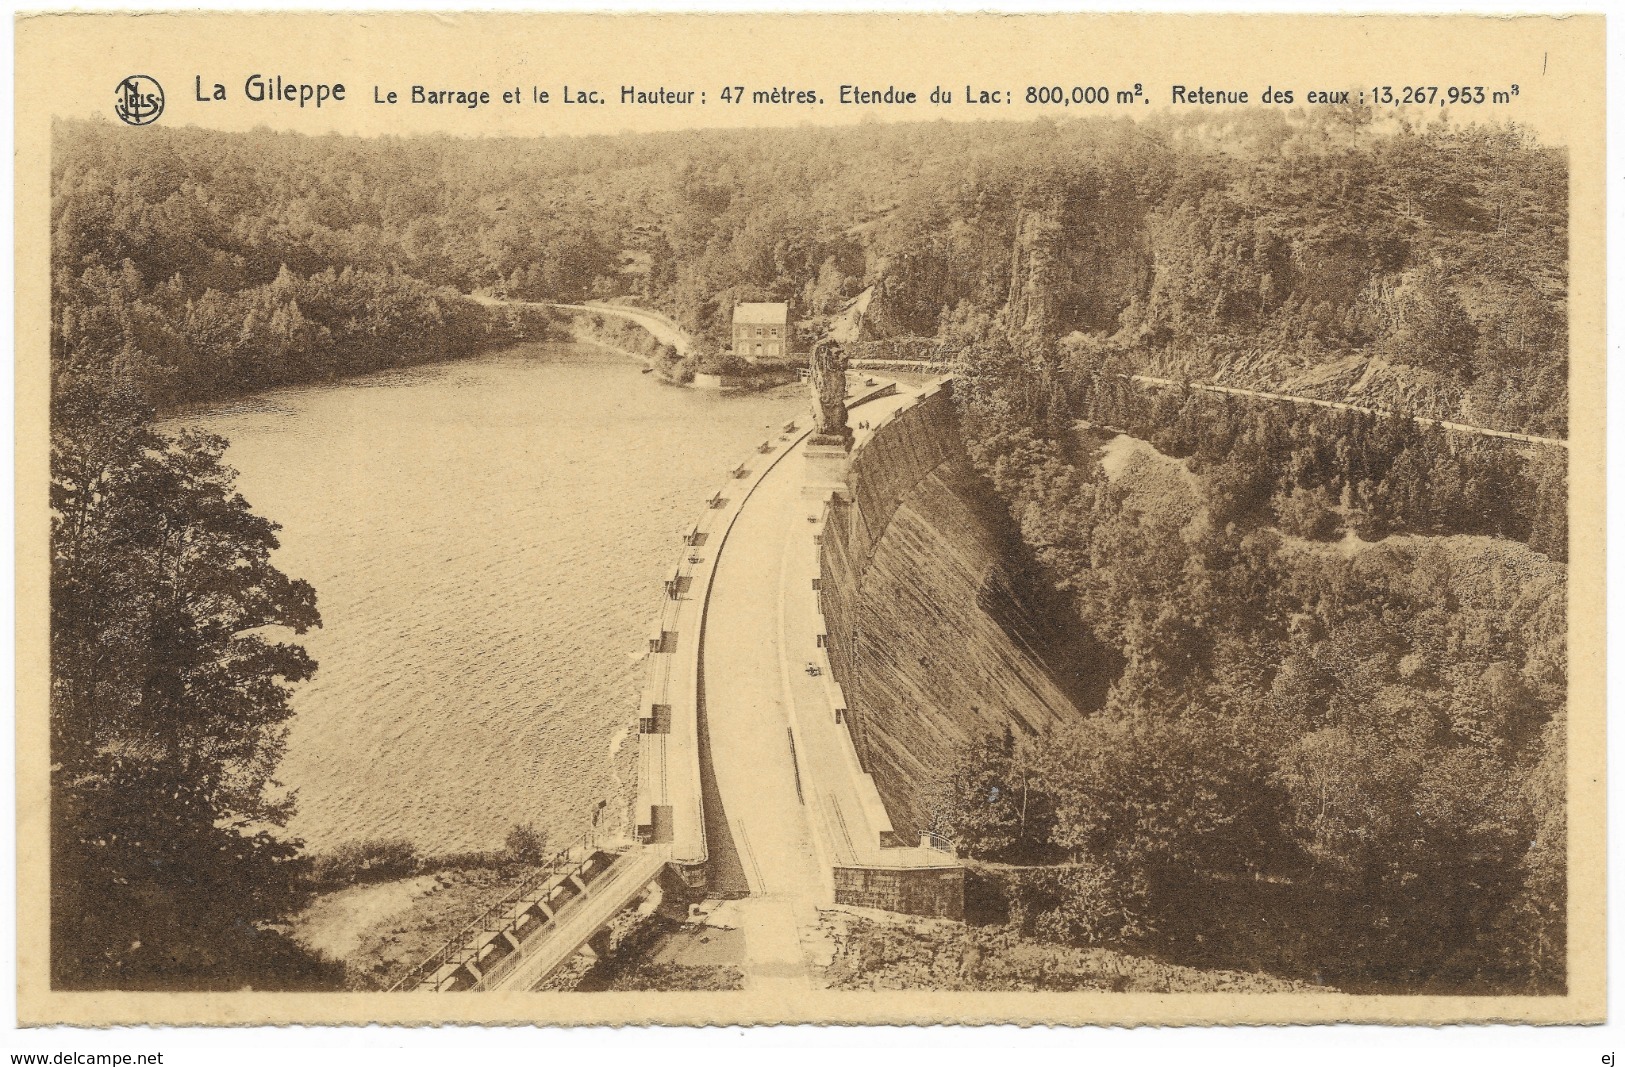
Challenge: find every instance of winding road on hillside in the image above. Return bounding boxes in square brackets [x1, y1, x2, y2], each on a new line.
[558, 301, 693, 356]
[477, 291, 1563, 448]
[1127, 373, 1567, 449]
[847, 349, 1568, 448]
[470, 294, 694, 356]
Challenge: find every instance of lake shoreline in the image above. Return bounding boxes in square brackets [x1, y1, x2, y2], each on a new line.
[169, 346, 808, 858]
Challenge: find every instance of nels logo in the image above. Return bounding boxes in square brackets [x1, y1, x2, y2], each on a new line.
[114, 75, 164, 126]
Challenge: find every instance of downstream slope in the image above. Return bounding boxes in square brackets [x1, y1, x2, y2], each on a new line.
[823, 387, 1090, 840]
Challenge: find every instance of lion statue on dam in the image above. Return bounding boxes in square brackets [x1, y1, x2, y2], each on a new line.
[808, 337, 853, 449]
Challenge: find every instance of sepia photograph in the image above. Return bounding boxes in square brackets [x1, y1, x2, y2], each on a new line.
[10, 9, 1607, 1039]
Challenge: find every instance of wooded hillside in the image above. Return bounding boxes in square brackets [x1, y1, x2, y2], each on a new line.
[49, 110, 1570, 993]
[56, 110, 1566, 433]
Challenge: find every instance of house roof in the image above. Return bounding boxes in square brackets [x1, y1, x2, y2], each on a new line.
[733, 302, 788, 325]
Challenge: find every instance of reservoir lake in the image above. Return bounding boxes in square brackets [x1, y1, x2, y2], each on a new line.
[168, 343, 806, 856]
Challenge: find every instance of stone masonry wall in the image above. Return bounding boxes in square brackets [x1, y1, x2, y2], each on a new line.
[834, 865, 965, 920]
[819, 382, 1085, 840]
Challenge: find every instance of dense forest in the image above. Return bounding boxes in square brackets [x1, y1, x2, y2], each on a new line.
[55, 108, 1564, 430]
[50, 109, 1568, 990]
[933, 335, 1566, 993]
[51, 124, 571, 408]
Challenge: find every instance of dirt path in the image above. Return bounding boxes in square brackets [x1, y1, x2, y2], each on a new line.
[573, 301, 694, 356]
[290, 876, 437, 962]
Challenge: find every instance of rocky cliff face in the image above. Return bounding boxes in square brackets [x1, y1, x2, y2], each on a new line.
[820, 386, 1088, 839]
[1006, 206, 1065, 341]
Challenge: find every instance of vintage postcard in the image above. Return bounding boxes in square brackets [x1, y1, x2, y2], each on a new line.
[12, 11, 1605, 1028]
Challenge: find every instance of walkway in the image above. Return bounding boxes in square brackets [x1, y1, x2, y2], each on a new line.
[395, 846, 667, 992]
[699, 385, 918, 989]
[488, 850, 669, 991]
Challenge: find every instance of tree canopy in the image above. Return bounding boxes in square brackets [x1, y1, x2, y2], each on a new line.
[50, 377, 335, 989]
[56, 110, 1565, 434]
[935, 326, 1566, 993]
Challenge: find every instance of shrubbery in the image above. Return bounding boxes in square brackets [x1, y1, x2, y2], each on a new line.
[503, 822, 551, 865]
[309, 822, 557, 894]
[309, 838, 421, 892]
[694, 352, 752, 377]
[1003, 864, 1146, 946]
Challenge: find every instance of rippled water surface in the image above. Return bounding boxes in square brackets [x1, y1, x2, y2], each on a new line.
[170, 344, 805, 854]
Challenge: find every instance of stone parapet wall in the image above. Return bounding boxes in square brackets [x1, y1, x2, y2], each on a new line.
[833, 865, 965, 920]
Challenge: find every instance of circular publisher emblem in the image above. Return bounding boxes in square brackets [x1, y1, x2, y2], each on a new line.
[114, 75, 164, 126]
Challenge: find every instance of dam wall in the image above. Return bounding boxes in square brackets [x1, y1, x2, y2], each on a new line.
[631, 415, 817, 887]
[631, 379, 903, 893]
[818, 380, 1084, 841]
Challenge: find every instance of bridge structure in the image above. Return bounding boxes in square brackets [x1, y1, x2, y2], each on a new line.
[389, 847, 668, 992]
[398, 330, 958, 991]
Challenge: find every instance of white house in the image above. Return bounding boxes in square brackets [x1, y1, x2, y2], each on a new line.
[731, 302, 789, 359]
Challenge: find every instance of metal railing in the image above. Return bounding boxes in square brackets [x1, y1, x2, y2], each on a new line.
[472, 850, 659, 991]
[384, 844, 582, 992]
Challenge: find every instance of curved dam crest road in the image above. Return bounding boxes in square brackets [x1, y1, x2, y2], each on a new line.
[700, 387, 919, 993]
[456, 297, 932, 990]
[493, 381, 915, 994]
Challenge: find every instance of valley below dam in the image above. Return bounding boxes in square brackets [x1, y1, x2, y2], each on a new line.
[165, 341, 807, 856]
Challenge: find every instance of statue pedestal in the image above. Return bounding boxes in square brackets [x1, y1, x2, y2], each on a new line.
[803, 438, 852, 501]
